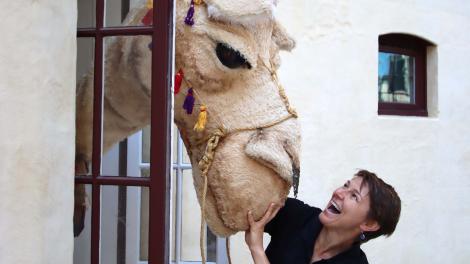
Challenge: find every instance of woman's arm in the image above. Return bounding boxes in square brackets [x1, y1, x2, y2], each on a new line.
[245, 203, 281, 264]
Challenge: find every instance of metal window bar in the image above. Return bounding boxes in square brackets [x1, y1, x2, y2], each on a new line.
[75, 0, 174, 263]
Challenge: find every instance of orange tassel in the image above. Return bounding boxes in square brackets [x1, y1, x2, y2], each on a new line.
[194, 105, 207, 132]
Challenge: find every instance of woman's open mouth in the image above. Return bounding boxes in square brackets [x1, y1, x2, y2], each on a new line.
[327, 200, 342, 215]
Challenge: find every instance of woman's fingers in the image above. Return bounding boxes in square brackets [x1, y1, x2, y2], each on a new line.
[247, 202, 282, 228]
[260, 203, 280, 224]
[260, 203, 275, 223]
[247, 210, 255, 226]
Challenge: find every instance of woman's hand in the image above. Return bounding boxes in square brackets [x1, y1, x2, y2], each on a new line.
[245, 203, 282, 263]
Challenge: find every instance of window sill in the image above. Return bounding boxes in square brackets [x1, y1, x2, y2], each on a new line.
[378, 108, 428, 117]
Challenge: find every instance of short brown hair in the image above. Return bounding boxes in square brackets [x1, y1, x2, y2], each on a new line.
[355, 170, 401, 243]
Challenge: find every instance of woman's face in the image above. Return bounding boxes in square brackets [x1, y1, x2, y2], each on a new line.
[319, 177, 375, 234]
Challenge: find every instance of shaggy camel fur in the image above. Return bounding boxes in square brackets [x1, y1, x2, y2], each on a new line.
[75, 0, 301, 237]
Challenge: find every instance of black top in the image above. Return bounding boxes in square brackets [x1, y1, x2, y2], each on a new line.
[265, 198, 369, 264]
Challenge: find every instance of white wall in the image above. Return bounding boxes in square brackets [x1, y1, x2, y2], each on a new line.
[230, 0, 470, 263]
[1, 0, 469, 263]
[0, 1, 77, 263]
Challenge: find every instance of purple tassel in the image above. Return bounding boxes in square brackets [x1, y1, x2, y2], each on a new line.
[183, 88, 195, 114]
[184, 0, 195, 26]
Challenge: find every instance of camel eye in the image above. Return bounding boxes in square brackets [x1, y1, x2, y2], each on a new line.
[215, 43, 252, 69]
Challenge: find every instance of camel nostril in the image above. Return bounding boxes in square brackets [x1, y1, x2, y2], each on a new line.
[245, 125, 301, 196]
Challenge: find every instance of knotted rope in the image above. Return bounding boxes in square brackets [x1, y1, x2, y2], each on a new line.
[197, 128, 225, 263]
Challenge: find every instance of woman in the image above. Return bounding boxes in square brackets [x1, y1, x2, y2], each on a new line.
[245, 170, 401, 264]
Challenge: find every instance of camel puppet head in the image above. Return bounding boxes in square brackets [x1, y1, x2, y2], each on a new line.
[75, 0, 300, 237]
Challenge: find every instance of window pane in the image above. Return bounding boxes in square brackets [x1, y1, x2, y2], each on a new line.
[181, 170, 216, 262]
[73, 184, 92, 264]
[175, 130, 191, 165]
[173, 126, 178, 163]
[142, 126, 151, 164]
[139, 183, 150, 261]
[105, 0, 153, 27]
[102, 35, 152, 177]
[378, 52, 415, 104]
[182, 139, 191, 164]
[76, 37, 95, 176]
[143, 127, 187, 165]
[100, 186, 149, 264]
[144, 139, 216, 262]
[137, 168, 177, 262]
[78, 0, 96, 28]
[181, 169, 200, 260]
[170, 170, 177, 262]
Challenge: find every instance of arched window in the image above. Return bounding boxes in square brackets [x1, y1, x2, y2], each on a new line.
[378, 33, 434, 116]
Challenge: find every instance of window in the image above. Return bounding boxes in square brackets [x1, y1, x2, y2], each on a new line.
[140, 128, 229, 263]
[378, 33, 433, 116]
[74, 0, 173, 263]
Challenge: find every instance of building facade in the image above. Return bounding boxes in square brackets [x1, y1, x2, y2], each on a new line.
[1, 0, 469, 263]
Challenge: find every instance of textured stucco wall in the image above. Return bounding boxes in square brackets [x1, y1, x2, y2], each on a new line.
[1, 0, 469, 263]
[230, 0, 470, 263]
[0, 1, 77, 263]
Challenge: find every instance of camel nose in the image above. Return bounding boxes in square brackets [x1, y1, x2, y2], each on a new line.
[244, 118, 301, 194]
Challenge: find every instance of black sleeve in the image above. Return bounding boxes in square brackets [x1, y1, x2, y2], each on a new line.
[264, 198, 313, 236]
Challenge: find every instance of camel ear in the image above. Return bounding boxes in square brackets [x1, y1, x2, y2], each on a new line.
[272, 20, 295, 51]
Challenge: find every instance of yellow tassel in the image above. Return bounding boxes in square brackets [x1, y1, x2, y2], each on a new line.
[194, 105, 207, 132]
[194, 0, 204, 5]
[146, 0, 153, 9]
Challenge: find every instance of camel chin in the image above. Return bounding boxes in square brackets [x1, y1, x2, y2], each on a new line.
[185, 120, 300, 236]
[205, 132, 292, 236]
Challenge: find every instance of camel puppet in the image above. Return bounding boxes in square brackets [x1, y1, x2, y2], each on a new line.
[75, 0, 301, 244]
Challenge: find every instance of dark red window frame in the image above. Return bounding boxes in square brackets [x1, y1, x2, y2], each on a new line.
[75, 1, 174, 263]
[378, 33, 430, 117]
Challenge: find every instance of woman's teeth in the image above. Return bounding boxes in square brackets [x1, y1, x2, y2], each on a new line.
[328, 201, 341, 214]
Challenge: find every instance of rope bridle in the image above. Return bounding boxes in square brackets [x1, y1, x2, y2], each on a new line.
[182, 59, 298, 264]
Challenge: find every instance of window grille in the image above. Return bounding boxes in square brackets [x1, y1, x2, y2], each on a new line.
[74, 1, 174, 263]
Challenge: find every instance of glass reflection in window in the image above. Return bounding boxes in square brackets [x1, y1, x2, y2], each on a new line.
[378, 52, 415, 104]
